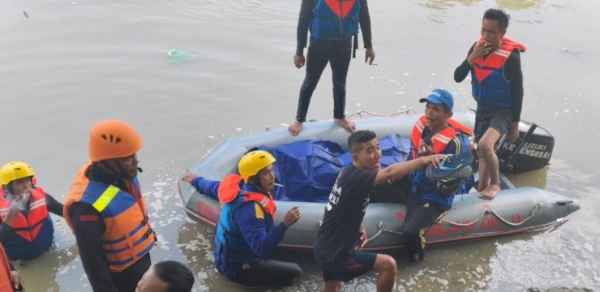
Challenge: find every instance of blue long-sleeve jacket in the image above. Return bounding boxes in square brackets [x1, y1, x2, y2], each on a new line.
[191, 177, 288, 277]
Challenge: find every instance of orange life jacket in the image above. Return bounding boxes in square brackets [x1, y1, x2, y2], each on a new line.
[64, 162, 156, 273]
[217, 174, 276, 220]
[473, 37, 527, 82]
[0, 244, 12, 292]
[0, 187, 49, 242]
[411, 116, 473, 158]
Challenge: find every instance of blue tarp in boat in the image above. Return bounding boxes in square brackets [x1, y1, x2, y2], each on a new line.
[265, 135, 411, 202]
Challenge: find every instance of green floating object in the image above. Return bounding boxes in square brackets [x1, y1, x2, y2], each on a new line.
[167, 49, 192, 60]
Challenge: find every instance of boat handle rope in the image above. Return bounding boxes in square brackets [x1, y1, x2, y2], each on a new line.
[368, 222, 404, 241]
[367, 203, 542, 242]
[304, 108, 420, 123]
[441, 203, 542, 227]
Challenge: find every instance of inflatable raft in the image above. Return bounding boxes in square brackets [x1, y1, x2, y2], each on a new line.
[176, 111, 580, 251]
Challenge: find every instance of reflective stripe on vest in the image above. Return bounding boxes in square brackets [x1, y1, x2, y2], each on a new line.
[92, 185, 119, 212]
[471, 37, 526, 108]
[310, 0, 360, 41]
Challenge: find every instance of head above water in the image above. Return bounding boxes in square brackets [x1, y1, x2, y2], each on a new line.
[349, 130, 381, 171]
[136, 260, 195, 292]
[238, 150, 277, 192]
[481, 9, 510, 51]
[89, 120, 143, 180]
[0, 161, 35, 197]
[419, 89, 454, 129]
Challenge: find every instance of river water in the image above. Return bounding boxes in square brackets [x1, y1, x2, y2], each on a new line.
[1, 0, 599, 291]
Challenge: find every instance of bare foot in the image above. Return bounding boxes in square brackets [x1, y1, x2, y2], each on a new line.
[480, 184, 500, 200]
[288, 121, 303, 136]
[334, 118, 356, 133]
[477, 180, 488, 193]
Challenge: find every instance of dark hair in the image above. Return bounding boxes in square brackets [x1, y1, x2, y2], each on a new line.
[348, 130, 377, 153]
[483, 8, 510, 30]
[153, 261, 195, 292]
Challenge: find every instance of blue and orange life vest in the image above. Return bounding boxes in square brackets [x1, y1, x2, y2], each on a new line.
[409, 116, 474, 207]
[471, 37, 526, 108]
[0, 187, 55, 261]
[310, 0, 360, 41]
[215, 174, 276, 264]
[64, 163, 157, 273]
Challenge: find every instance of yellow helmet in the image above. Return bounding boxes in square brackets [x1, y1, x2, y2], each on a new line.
[238, 150, 276, 182]
[0, 161, 35, 186]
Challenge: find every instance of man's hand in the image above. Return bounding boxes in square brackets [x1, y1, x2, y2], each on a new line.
[417, 139, 434, 157]
[294, 55, 306, 69]
[365, 49, 375, 65]
[420, 154, 446, 169]
[11, 270, 25, 291]
[358, 225, 368, 249]
[507, 123, 520, 143]
[181, 172, 198, 184]
[283, 206, 300, 227]
[467, 41, 491, 65]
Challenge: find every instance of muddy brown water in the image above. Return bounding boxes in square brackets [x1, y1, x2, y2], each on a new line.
[1, 0, 599, 291]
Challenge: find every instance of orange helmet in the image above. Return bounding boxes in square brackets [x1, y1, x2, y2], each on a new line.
[89, 120, 143, 162]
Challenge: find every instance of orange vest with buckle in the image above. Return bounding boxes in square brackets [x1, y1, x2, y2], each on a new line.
[0, 187, 48, 242]
[64, 162, 157, 273]
[411, 116, 473, 158]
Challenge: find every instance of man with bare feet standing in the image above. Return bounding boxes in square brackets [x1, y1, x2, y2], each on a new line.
[454, 8, 525, 200]
[289, 0, 375, 136]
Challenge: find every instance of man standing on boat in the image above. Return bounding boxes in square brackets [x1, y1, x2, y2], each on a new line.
[313, 130, 444, 292]
[64, 120, 156, 292]
[288, 0, 375, 136]
[181, 150, 302, 288]
[404, 89, 475, 262]
[454, 8, 525, 200]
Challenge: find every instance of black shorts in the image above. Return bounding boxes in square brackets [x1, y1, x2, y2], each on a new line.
[315, 249, 377, 283]
[474, 106, 512, 143]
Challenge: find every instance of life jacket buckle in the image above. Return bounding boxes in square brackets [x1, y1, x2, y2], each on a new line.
[142, 216, 149, 225]
[144, 227, 155, 239]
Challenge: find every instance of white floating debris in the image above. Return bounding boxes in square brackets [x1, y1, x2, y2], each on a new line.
[404, 72, 409, 76]
[207, 135, 215, 139]
[356, 103, 361, 107]
[585, 243, 594, 253]
[236, 128, 242, 132]
[564, 109, 570, 113]
[431, 73, 436, 76]
[72, 2, 77, 4]
[152, 182, 168, 187]
[394, 91, 404, 95]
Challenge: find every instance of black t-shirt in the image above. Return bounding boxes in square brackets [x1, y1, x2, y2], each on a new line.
[313, 164, 377, 262]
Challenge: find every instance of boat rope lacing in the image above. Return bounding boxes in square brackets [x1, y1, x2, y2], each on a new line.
[440, 203, 542, 227]
[368, 221, 404, 241]
[306, 108, 420, 123]
[366, 203, 542, 241]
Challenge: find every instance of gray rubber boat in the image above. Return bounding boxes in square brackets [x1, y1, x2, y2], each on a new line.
[176, 111, 580, 251]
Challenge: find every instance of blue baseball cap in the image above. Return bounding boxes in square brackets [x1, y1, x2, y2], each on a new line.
[419, 88, 454, 111]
